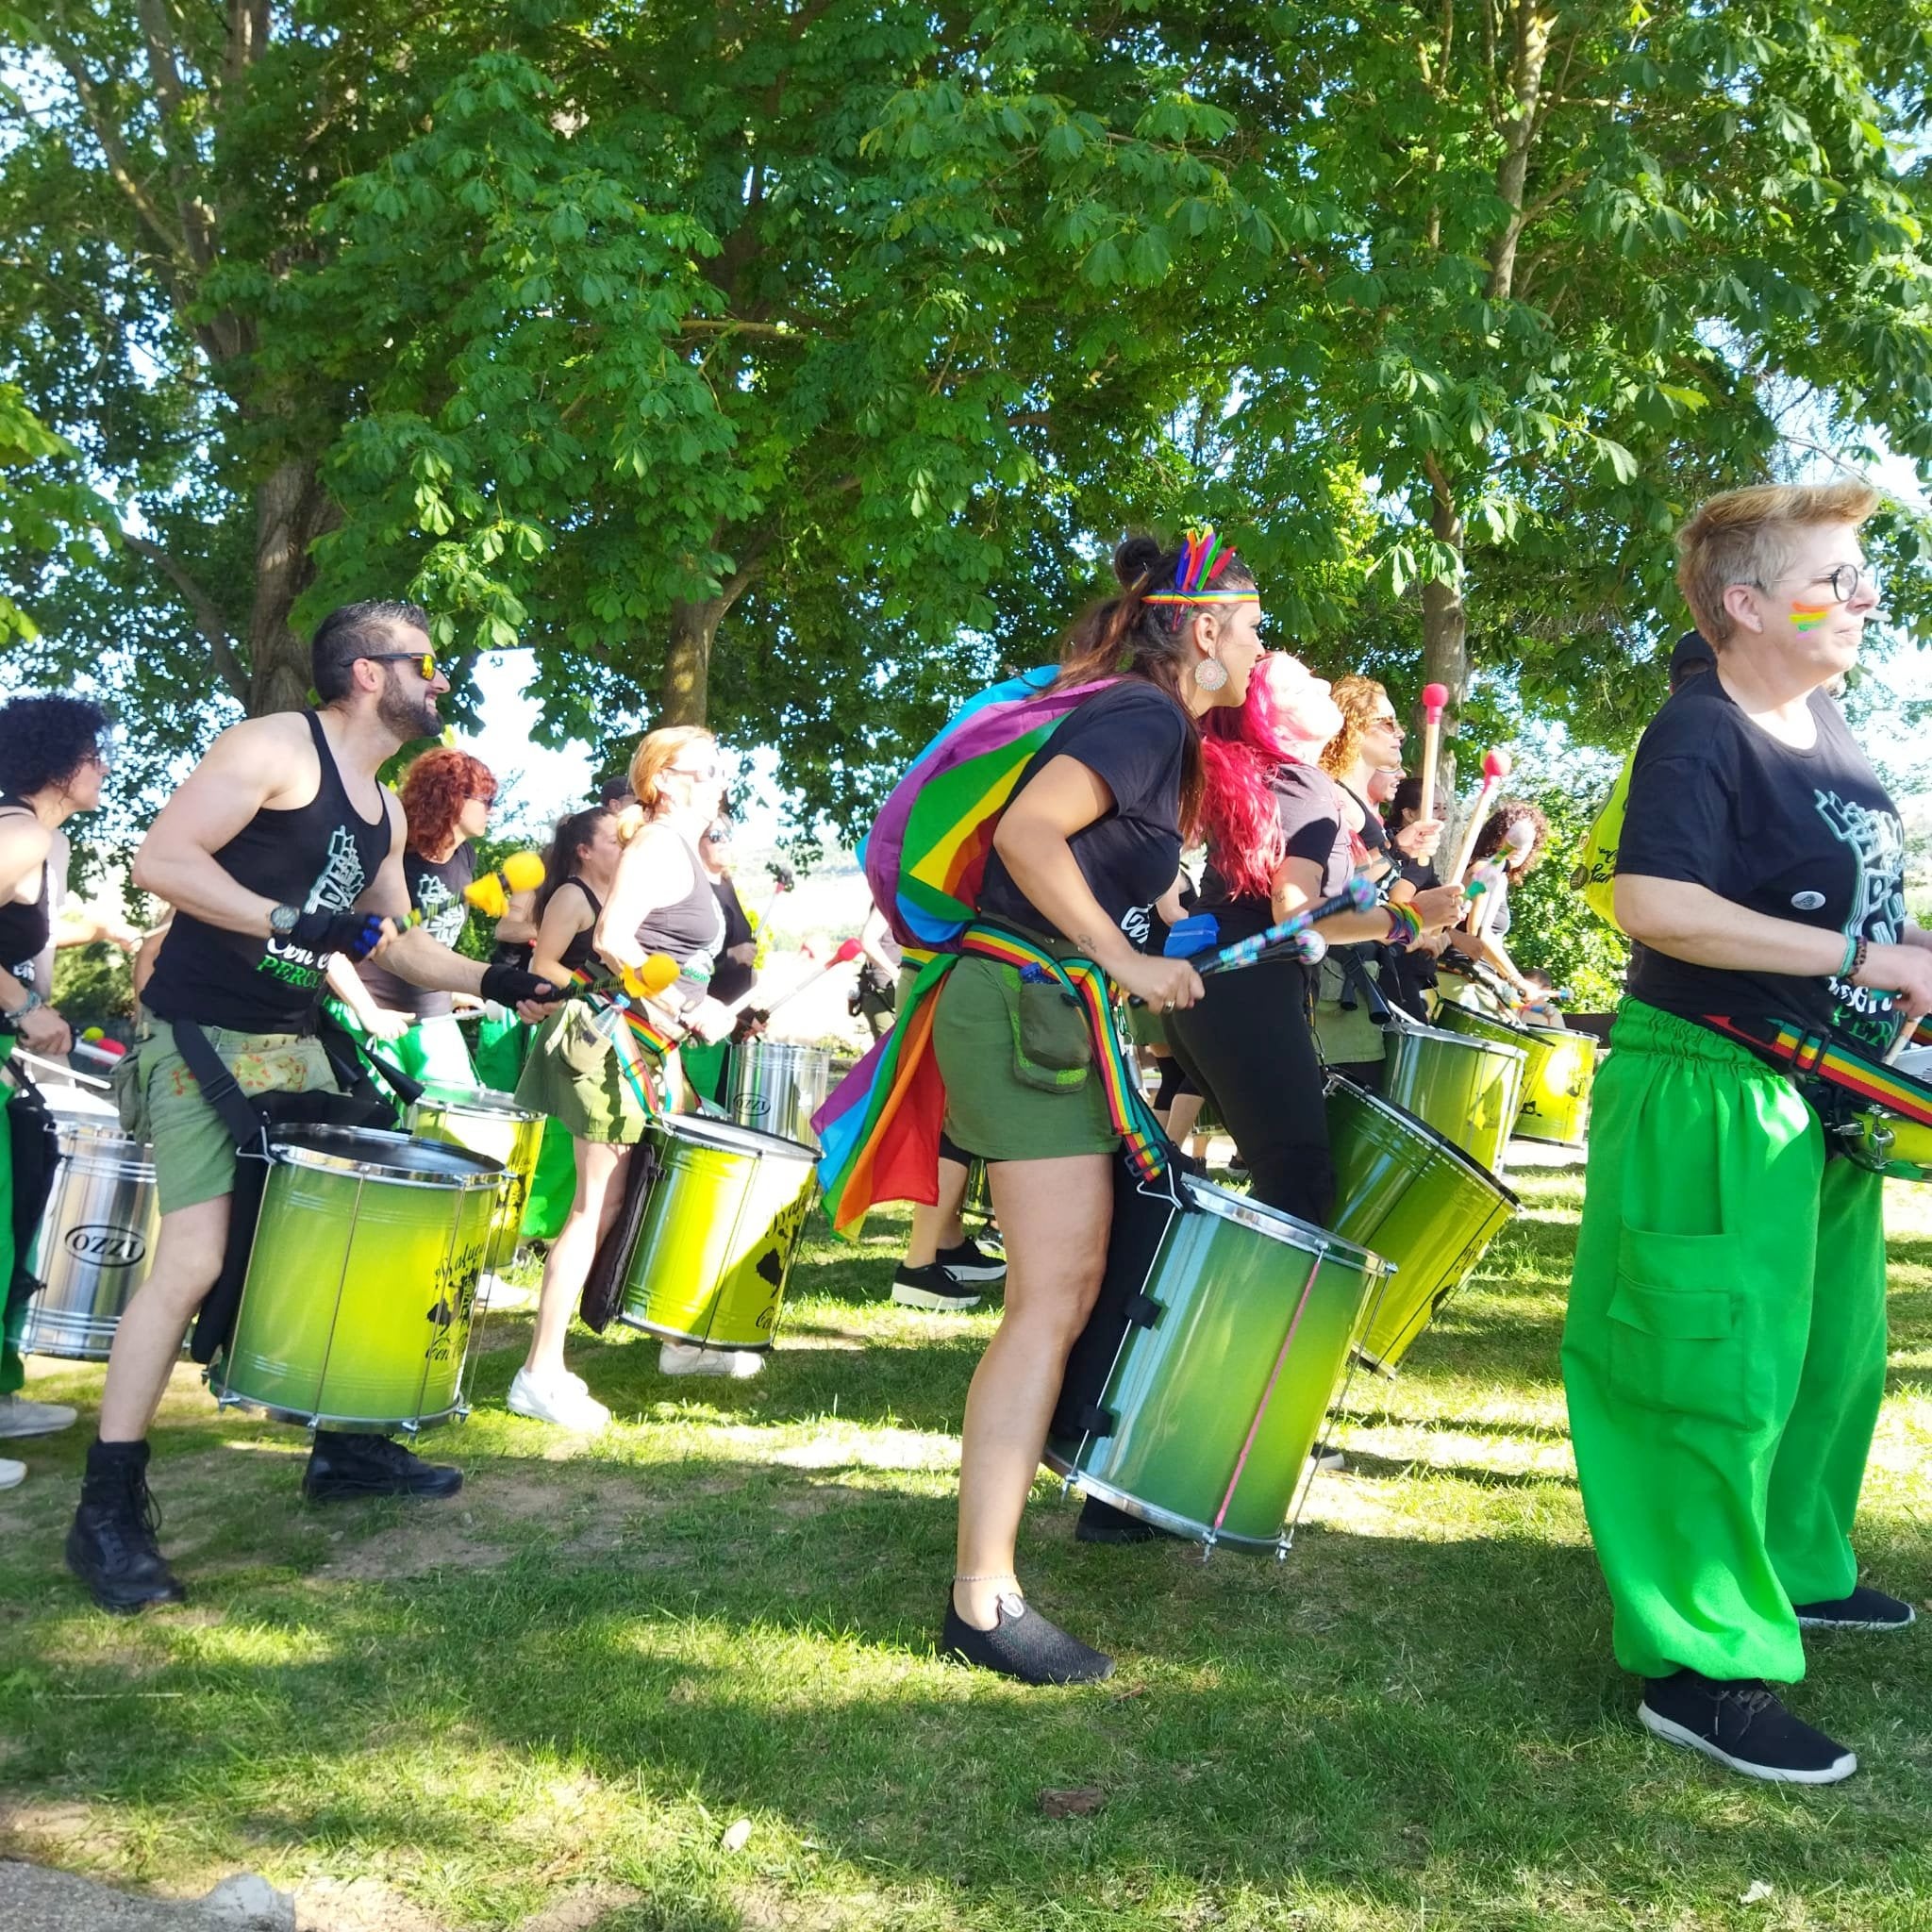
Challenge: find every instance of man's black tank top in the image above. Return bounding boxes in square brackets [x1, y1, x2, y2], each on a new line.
[0, 799, 51, 993]
[144, 712, 393, 1033]
[634, 827, 724, 987]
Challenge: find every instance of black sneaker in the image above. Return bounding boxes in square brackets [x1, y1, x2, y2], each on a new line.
[1638, 1671, 1857, 1784]
[939, 1590, 1114, 1685]
[1074, 1494, 1159, 1544]
[302, 1431, 464, 1503]
[891, 1263, 982, 1311]
[1310, 1443, 1345, 1473]
[934, 1237, 1007, 1285]
[65, 1440, 187, 1614]
[1793, 1584, 1917, 1630]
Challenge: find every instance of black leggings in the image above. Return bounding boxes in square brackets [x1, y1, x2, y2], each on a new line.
[1166, 955, 1336, 1227]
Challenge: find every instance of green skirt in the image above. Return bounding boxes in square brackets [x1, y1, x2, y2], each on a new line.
[931, 954, 1118, 1163]
[515, 1006, 656, 1145]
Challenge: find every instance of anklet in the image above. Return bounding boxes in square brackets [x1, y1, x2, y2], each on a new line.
[953, 1571, 1018, 1585]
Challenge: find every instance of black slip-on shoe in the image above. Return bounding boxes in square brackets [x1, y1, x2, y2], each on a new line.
[303, 1431, 464, 1503]
[1638, 1671, 1857, 1784]
[939, 1591, 1114, 1686]
[1794, 1585, 1916, 1631]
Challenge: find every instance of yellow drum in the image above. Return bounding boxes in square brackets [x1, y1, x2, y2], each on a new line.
[1840, 1108, 1932, 1182]
[1436, 1003, 1597, 1148]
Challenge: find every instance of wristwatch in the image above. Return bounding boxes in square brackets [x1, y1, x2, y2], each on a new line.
[269, 903, 300, 937]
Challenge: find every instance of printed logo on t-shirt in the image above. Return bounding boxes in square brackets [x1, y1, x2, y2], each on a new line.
[1790, 890, 1826, 911]
[259, 824, 368, 990]
[1120, 905, 1154, 948]
[416, 874, 468, 950]
[8, 957, 34, 991]
[1813, 789, 1906, 1047]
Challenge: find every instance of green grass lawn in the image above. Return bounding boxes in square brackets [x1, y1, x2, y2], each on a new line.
[4, 1158, 1932, 1931]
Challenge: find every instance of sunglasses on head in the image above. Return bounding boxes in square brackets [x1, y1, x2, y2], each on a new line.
[364, 649, 439, 681]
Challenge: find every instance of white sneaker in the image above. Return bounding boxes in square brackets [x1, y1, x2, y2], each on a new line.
[0, 1392, 78, 1439]
[0, 1457, 24, 1491]
[658, 1342, 764, 1379]
[506, 1365, 611, 1431]
[475, 1274, 532, 1310]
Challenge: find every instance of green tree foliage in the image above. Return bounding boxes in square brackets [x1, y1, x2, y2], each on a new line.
[5, 2, 1932, 846]
[1495, 783, 1631, 1011]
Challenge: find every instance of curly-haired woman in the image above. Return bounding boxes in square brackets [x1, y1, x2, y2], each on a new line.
[331, 746, 498, 1083]
[1446, 797, 1551, 1000]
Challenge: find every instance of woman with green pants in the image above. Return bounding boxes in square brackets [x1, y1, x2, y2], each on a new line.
[1564, 479, 1932, 1784]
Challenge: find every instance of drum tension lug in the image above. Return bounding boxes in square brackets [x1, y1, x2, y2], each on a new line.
[1198, 1531, 1217, 1565]
[1073, 1403, 1114, 1436]
[1123, 1292, 1160, 1328]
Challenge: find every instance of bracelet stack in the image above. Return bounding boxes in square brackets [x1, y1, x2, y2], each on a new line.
[1385, 902, 1423, 951]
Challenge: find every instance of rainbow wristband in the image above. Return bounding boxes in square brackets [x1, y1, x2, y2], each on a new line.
[1385, 903, 1423, 950]
[1840, 932, 1859, 979]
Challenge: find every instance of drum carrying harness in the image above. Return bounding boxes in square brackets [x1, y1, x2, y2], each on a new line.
[1698, 1013, 1932, 1148]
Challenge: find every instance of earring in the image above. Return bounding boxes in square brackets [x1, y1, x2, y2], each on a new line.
[1193, 656, 1228, 693]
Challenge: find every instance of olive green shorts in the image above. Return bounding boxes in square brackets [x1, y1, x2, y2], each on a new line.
[515, 1005, 656, 1145]
[115, 1024, 340, 1215]
[931, 954, 1119, 1163]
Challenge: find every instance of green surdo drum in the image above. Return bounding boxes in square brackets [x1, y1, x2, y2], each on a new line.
[407, 1081, 544, 1271]
[617, 1115, 819, 1351]
[1436, 1001, 1597, 1148]
[1045, 1172, 1390, 1553]
[1381, 1020, 1525, 1176]
[212, 1127, 503, 1431]
[1324, 1075, 1518, 1374]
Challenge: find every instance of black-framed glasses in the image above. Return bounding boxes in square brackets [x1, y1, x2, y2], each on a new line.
[363, 649, 440, 681]
[1753, 564, 1875, 606]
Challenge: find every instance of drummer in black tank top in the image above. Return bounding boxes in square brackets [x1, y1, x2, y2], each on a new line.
[0, 695, 115, 1472]
[65, 600, 557, 1616]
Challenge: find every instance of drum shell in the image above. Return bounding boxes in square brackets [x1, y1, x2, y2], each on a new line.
[618, 1117, 818, 1349]
[1382, 1023, 1525, 1175]
[1324, 1077, 1517, 1374]
[408, 1083, 544, 1271]
[215, 1130, 501, 1430]
[1045, 1176, 1387, 1549]
[727, 1041, 833, 1151]
[19, 1118, 161, 1361]
[1437, 1003, 1595, 1147]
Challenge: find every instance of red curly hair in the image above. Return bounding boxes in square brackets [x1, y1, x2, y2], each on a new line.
[398, 747, 496, 858]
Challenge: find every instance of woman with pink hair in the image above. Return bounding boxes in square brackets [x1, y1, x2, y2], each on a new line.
[1166, 654, 1464, 1225]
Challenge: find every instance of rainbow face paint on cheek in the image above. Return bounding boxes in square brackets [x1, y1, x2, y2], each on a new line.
[1790, 603, 1830, 632]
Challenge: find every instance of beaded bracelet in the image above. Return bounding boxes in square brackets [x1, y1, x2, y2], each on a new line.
[1850, 937, 1869, 983]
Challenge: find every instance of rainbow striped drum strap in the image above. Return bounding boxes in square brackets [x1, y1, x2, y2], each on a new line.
[959, 923, 1170, 1181]
[1701, 1013, 1932, 1129]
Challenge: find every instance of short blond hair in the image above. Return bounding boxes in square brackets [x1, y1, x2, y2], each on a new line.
[1319, 675, 1391, 780]
[1676, 481, 1877, 647]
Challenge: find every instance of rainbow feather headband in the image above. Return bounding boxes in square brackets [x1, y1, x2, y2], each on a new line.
[1143, 525, 1251, 605]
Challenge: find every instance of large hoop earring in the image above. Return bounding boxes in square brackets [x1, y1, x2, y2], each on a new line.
[1193, 655, 1228, 693]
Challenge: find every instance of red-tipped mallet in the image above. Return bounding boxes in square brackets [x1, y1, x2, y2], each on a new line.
[1446, 746, 1514, 892]
[1417, 682, 1449, 826]
[756, 935, 865, 1022]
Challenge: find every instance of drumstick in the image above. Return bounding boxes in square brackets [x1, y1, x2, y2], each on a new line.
[1417, 682, 1448, 831]
[1444, 748, 1513, 892]
[1142, 876, 1381, 1002]
[746, 935, 864, 1021]
[755, 859, 797, 937]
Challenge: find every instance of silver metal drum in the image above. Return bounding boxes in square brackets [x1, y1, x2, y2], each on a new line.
[726, 1040, 833, 1150]
[19, 1103, 161, 1361]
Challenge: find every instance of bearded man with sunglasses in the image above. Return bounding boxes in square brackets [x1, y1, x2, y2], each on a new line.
[67, 601, 556, 1612]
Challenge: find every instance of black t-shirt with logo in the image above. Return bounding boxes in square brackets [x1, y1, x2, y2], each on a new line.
[1197, 762, 1353, 943]
[977, 680, 1191, 952]
[357, 842, 475, 1020]
[1618, 674, 1905, 1055]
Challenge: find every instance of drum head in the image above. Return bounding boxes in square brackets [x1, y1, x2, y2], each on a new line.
[658, 1113, 817, 1164]
[1178, 1171, 1390, 1280]
[270, 1124, 505, 1186]
[42, 1082, 120, 1119]
[1405, 1016, 1530, 1059]
[414, 1081, 541, 1123]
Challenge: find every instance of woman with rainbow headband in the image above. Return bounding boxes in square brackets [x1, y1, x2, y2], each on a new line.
[887, 530, 1263, 1683]
[511, 726, 737, 1431]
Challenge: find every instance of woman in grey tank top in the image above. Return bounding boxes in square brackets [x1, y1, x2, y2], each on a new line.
[507, 726, 750, 1432]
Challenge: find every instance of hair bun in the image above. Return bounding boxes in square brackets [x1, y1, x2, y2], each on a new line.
[1114, 535, 1165, 590]
[614, 803, 648, 845]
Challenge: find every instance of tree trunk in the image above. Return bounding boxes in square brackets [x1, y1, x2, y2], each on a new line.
[245, 457, 337, 717]
[1418, 460, 1469, 810]
[658, 595, 728, 725]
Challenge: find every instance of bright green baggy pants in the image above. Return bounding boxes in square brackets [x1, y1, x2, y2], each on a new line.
[1561, 999, 1889, 1684]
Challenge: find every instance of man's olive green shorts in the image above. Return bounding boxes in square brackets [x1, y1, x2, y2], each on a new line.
[115, 1024, 338, 1215]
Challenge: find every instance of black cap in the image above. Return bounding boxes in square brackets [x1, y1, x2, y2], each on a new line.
[1668, 629, 1716, 690]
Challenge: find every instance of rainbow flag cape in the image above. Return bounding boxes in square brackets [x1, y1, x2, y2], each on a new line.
[864, 666, 1118, 951]
[815, 927, 1166, 1239]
